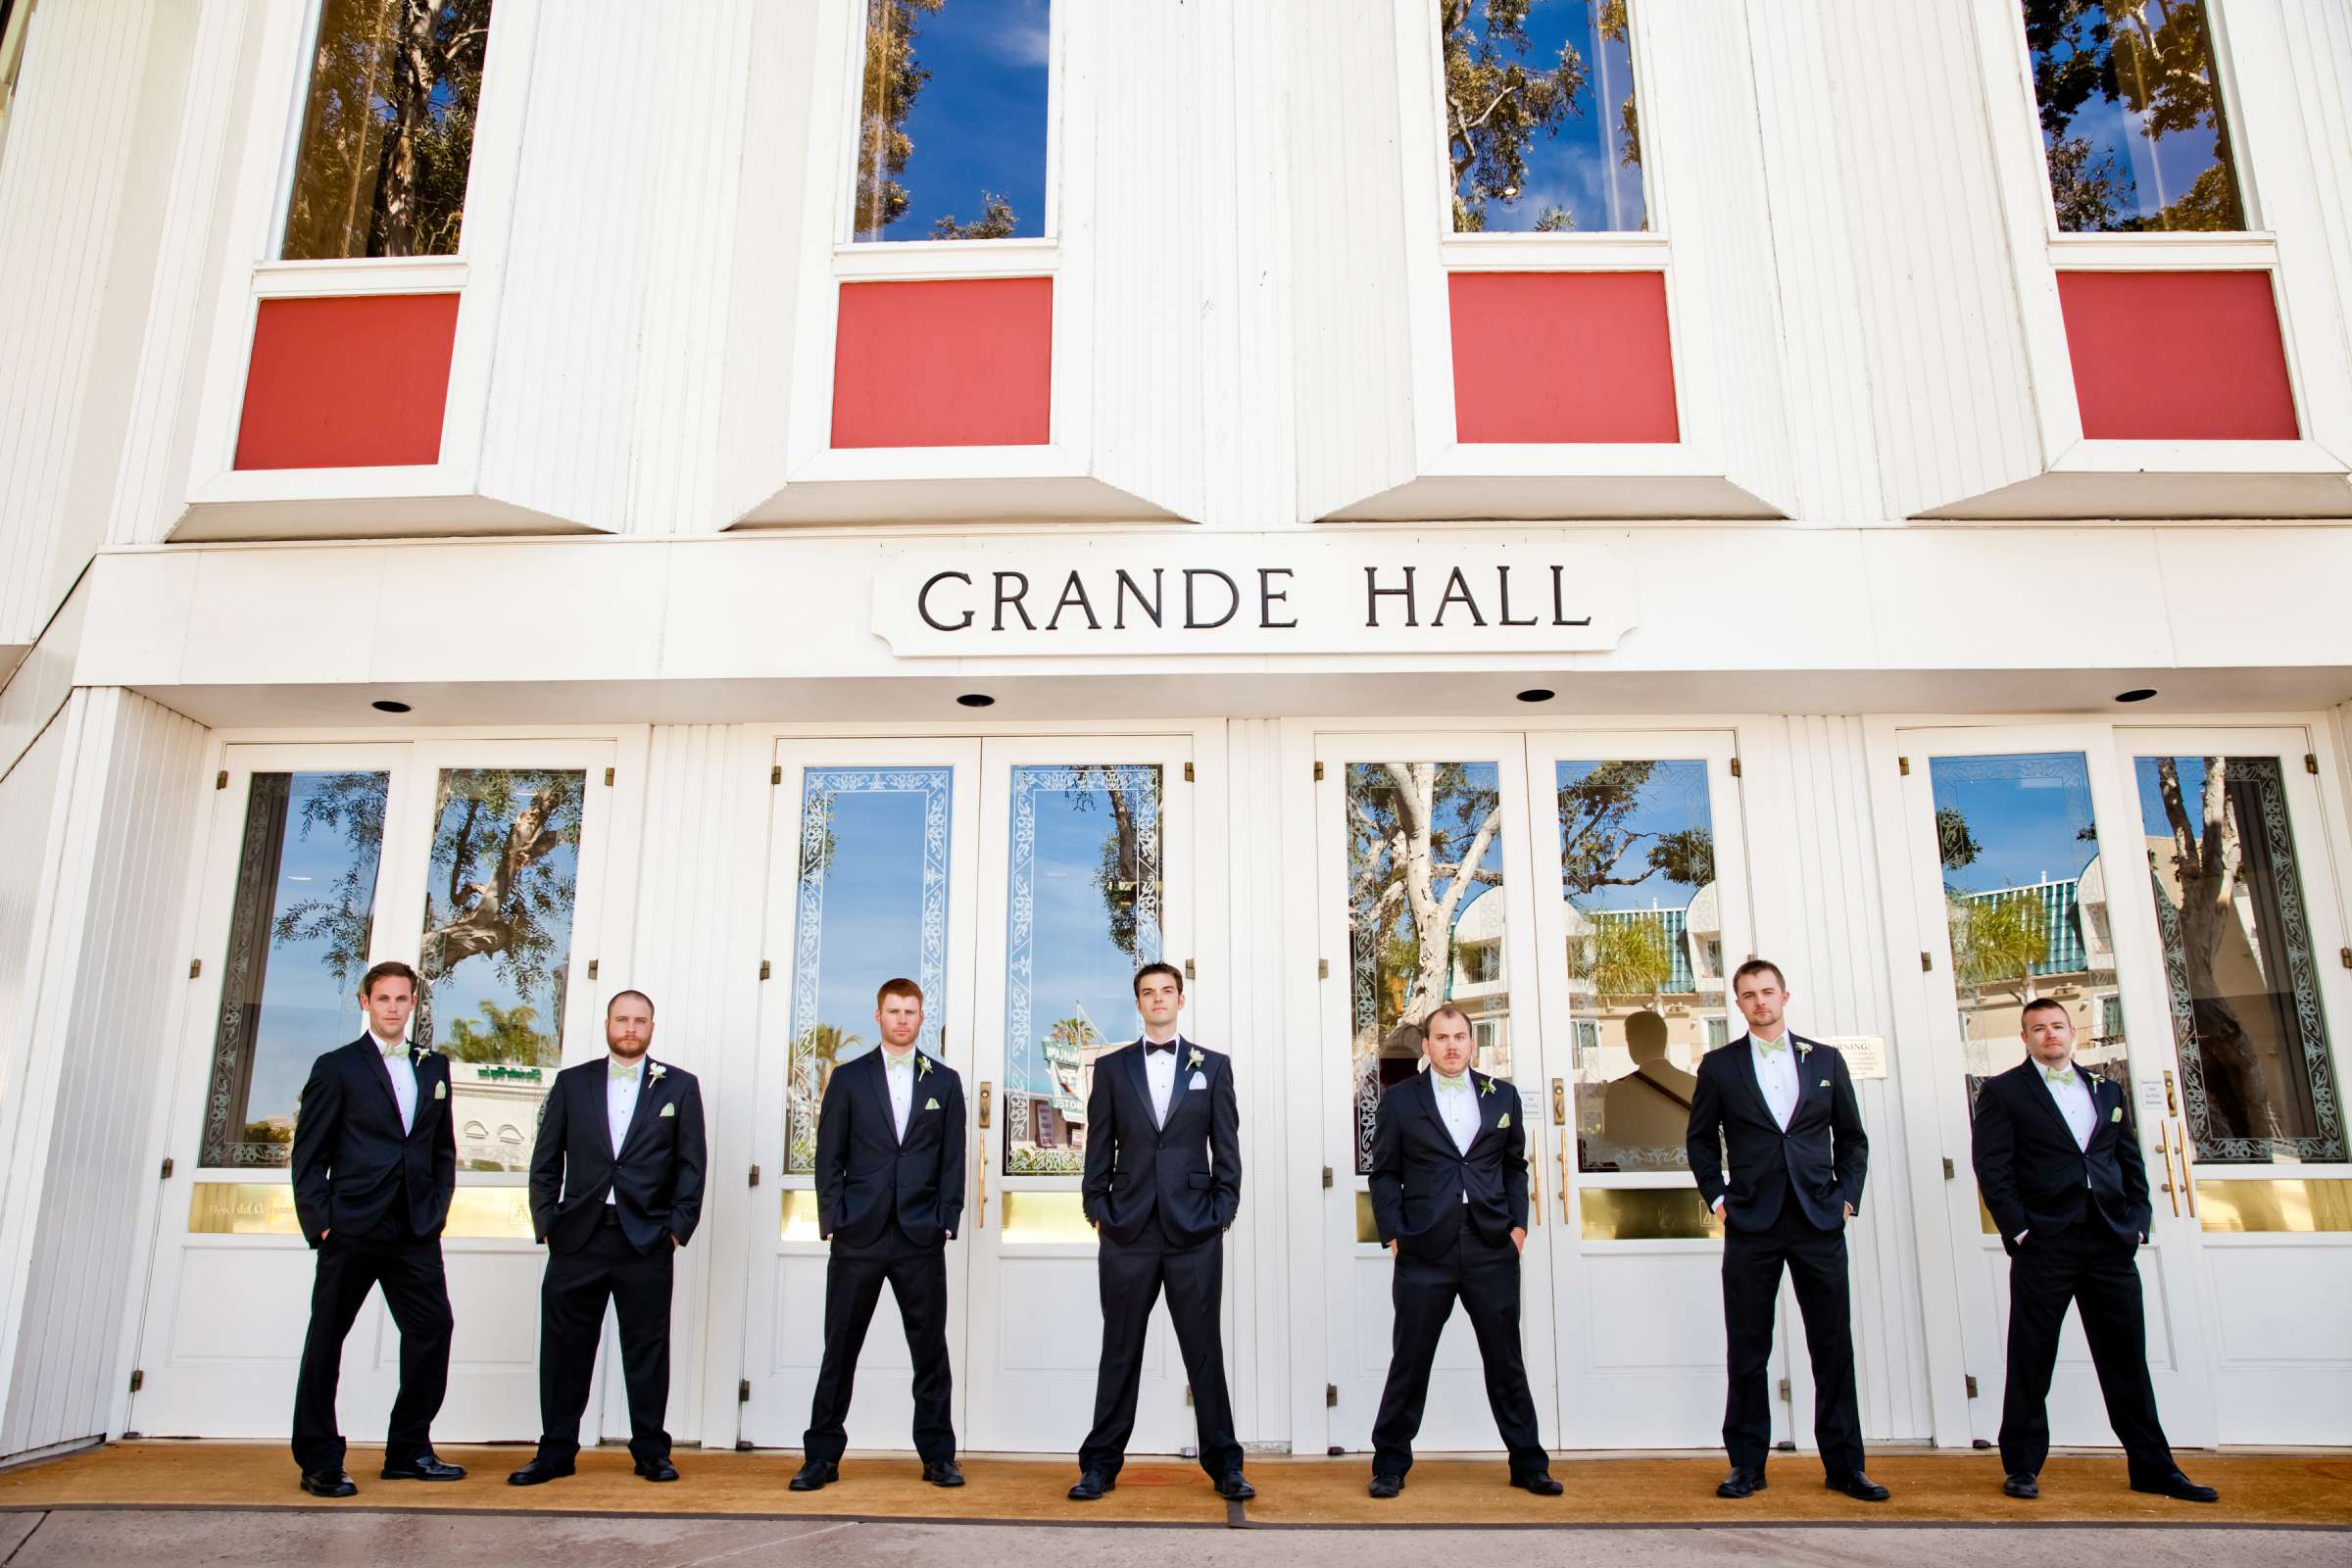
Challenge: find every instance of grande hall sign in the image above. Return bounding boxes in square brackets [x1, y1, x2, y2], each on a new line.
[871, 539, 1634, 657]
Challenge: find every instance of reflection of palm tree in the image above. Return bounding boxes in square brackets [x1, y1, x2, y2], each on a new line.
[1950, 892, 2047, 1005]
[444, 1000, 555, 1065]
[799, 1022, 863, 1095]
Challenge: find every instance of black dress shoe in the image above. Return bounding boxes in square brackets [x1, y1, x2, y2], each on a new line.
[1512, 1472, 1564, 1495]
[2003, 1473, 2039, 1499]
[299, 1470, 357, 1498]
[1216, 1473, 1255, 1500]
[507, 1455, 575, 1487]
[381, 1453, 466, 1482]
[1368, 1472, 1403, 1498]
[2131, 1470, 2219, 1503]
[1827, 1471, 1891, 1501]
[635, 1456, 680, 1483]
[1066, 1471, 1115, 1500]
[1715, 1468, 1767, 1498]
[923, 1459, 965, 1488]
[787, 1459, 838, 1492]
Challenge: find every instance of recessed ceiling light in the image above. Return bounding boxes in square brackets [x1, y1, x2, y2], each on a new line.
[1516, 688, 1556, 704]
[2114, 688, 2158, 704]
[370, 700, 412, 713]
[956, 693, 995, 709]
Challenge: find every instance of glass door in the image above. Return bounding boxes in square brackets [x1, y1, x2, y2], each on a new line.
[1897, 727, 2214, 1448]
[2109, 727, 2352, 1445]
[739, 741, 981, 1447]
[1521, 731, 1783, 1448]
[1315, 735, 1561, 1453]
[962, 737, 1197, 1454]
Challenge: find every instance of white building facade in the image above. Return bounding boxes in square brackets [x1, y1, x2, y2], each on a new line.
[2, 0, 2350, 1468]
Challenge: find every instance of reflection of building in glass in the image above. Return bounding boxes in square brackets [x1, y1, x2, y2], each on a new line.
[1444, 887, 1512, 1078]
[1949, 855, 2126, 1102]
[448, 1059, 550, 1172]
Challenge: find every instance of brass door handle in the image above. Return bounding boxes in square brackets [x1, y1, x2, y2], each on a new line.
[1557, 1139, 1571, 1216]
[976, 1149, 988, 1228]
[2154, 1122, 2180, 1216]
[2174, 1119, 2196, 1219]
[1529, 1142, 1543, 1228]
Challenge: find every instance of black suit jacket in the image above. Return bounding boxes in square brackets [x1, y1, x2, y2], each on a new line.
[1686, 1034, 1868, 1234]
[813, 1048, 966, 1249]
[290, 1036, 457, 1248]
[529, 1056, 709, 1255]
[1971, 1056, 2151, 1252]
[1081, 1038, 1241, 1247]
[1368, 1070, 1528, 1258]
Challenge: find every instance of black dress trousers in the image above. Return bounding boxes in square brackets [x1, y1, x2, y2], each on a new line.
[290, 1223, 454, 1474]
[537, 1208, 677, 1464]
[1720, 1195, 1864, 1478]
[1078, 1225, 1241, 1483]
[1369, 1206, 1545, 1481]
[1998, 1192, 2175, 1483]
[804, 1218, 956, 1466]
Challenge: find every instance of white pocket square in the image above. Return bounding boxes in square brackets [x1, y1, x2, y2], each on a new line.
[432, 1081, 446, 1100]
[659, 1102, 675, 1118]
[1189, 1071, 1208, 1090]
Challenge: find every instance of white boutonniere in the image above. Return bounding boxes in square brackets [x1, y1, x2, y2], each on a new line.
[1188, 1048, 1204, 1072]
[659, 1102, 676, 1118]
[432, 1080, 447, 1101]
[916, 1054, 933, 1079]
[1794, 1039, 1813, 1061]
[924, 1096, 940, 1111]
[1477, 1074, 1495, 1097]
[1496, 1111, 1511, 1129]
[647, 1061, 667, 1083]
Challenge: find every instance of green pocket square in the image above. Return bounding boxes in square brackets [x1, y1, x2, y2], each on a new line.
[659, 1102, 676, 1118]
[1496, 1112, 1511, 1128]
[432, 1081, 446, 1100]
[925, 1097, 941, 1110]
[2110, 1105, 2123, 1122]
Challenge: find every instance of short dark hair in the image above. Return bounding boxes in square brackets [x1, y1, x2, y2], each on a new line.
[606, 989, 656, 1017]
[1133, 961, 1184, 998]
[359, 959, 419, 1000]
[2020, 997, 2070, 1025]
[1731, 957, 1787, 992]
[1423, 1003, 1473, 1034]
[876, 977, 924, 1008]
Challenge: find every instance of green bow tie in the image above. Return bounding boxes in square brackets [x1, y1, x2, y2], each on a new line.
[885, 1053, 914, 1072]
[609, 1058, 642, 1082]
[379, 1038, 408, 1058]
[2042, 1064, 2076, 1085]
[1754, 1037, 1788, 1055]
[1434, 1073, 1469, 1095]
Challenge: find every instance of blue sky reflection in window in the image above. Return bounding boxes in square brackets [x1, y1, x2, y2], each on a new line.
[855, 0, 1051, 241]
[1444, 0, 1644, 233]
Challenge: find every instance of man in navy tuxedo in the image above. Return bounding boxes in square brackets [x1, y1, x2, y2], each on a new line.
[1973, 997, 2216, 1503]
[1686, 959, 1885, 1502]
[793, 978, 967, 1491]
[510, 990, 708, 1486]
[288, 960, 462, 1496]
[1069, 962, 1250, 1502]
[1365, 1004, 1560, 1498]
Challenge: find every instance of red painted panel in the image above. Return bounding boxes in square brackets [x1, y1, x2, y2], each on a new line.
[234, 293, 461, 469]
[2057, 270, 2298, 440]
[832, 277, 1053, 448]
[1448, 271, 1678, 444]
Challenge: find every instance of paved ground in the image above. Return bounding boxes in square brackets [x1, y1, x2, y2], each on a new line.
[0, 1512, 2345, 1568]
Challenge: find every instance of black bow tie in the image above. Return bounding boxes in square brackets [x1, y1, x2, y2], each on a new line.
[1145, 1040, 1179, 1055]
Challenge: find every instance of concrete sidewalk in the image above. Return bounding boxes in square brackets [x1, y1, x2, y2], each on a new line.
[3, 1512, 2348, 1568]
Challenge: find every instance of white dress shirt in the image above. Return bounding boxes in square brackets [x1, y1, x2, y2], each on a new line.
[371, 1031, 417, 1134]
[606, 1054, 645, 1202]
[2041, 1060, 2097, 1153]
[1143, 1035, 1181, 1126]
[881, 1046, 916, 1139]
[1749, 1031, 1800, 1131]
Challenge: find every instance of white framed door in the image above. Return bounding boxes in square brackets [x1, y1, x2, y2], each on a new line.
[133, 738, 624, 1445]
[962, 736, 1199, 1454]
[2106, 725, 2352, 1446]
[1892, 725, 2215, 1449]
[1520, 730, 1788, 1449]
[1314, 734, 1562, 1454]
[738, 740, 982, 1448]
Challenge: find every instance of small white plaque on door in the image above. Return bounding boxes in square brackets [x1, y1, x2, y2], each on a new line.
[2139, 1080, 2167, 1113]
[1822, 1035, 1887, 1079]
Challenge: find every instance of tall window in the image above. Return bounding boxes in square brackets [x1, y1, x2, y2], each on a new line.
[281, 0, 496, 260]
[2022, 0, 2244, 232]
[1441, 0, 1645, 233]
[0, 0, 36, 172]
[854, 0, 1051, 242]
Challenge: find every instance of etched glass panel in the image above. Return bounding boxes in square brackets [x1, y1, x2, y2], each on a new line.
[1442, 0, 1646, 233]
[1928, 754, 2127, 1113]
[2022, 0, 2244, 233]
[1558, 760, 1724, 1173]
[200, 771, 387, 1167]
[414, 768, 583, 1172]
[281, 0, 497, 259]
[1002, 764, 1161, 1176]
[1348, 761, 1510, 1173]
[854, 0, 1051, 241]
[784, 767, 954, 1174]
[2134, 755, 2343, 1163]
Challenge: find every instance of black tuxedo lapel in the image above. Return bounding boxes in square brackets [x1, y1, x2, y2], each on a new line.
[1726, 1039, 1777, 1129]
[360, 1037, 406, 1126]
[859, 1051, 905, 1148]
[2019, 1060, 2084, 1151]
[1414, 1067, 1443, 1142]
[1163, 1037, 1197, 1128]
[615, 1061, 663, 1159]
[406, 1052, 441, 1143]
[1471, 1071, 1505, 1149]
[1123, 1042, 1158, 1135]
